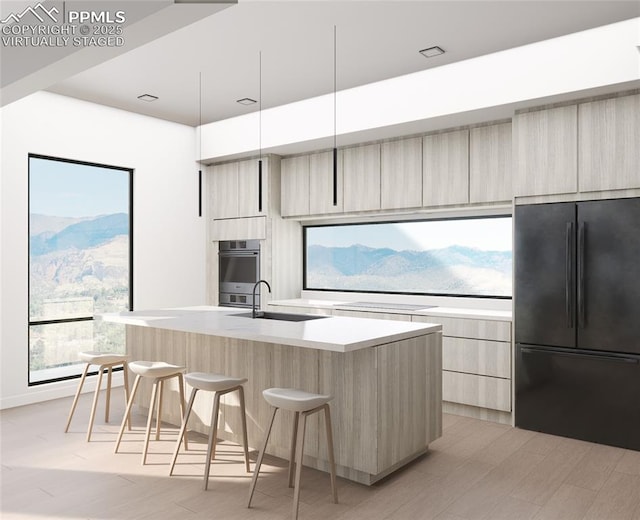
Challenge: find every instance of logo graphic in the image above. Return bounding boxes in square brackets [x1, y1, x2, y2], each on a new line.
[1, 2, 59, 24]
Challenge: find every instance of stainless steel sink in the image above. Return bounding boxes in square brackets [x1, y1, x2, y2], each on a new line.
[232, 311, 328, 322]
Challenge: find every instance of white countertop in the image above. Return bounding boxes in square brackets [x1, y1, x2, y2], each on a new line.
[269, 299, 512, 321]
[99, 306, 441, 353]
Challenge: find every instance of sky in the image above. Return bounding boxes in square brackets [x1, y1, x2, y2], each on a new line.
[307, 217, 513, 252]
[29, 157, 129, 218]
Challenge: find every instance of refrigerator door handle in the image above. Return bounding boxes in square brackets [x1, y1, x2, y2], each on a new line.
[577, 222, 586, 328]
[520, 346, 639, 364]
[565, 222, 574, 328]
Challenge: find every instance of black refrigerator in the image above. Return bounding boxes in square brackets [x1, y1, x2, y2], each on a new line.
[515, 198, 640, 450]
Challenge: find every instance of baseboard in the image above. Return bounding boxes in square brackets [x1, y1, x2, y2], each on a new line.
[443, 401, 513, 425]
[0, 372, 125, 410]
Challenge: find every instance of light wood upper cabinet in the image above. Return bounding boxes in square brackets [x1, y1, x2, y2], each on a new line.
[381, 138, 422, 209]
[309, 150, 344, 215]
[210, 158, 268, 219]
[470, 123, 512, 203]
[423, 129, 469, 206]
[281, 155, 310, 217]
[513, 105, 578, 197]
[578, 94, 640, 192]
[343, 143, 381, 212]
[210, 162, 239, 219]
[237, 158, 264, 217]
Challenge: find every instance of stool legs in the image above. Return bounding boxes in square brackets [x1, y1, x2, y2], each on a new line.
[115, 374, 142, 454]
[86, 367, 104, 441]
[248, 404, 338, 520]
[122, 363, 132, 431]
[204, 392, 222, 490]
[247, 406, 278, 508]
[66, 361, 129, 441]
[115, 373, 187, 465]
[238, 386, 251, 473]
[169, 387, 199, 476]
[288, 411, 300, 488]
[142, 379, 160, 464]
[105, 367, 113, 423]
[65, 363, 91, 433]
[170, 384, 249, 487]
[292, 412, 308, 520]
[323, 404, 338, 504]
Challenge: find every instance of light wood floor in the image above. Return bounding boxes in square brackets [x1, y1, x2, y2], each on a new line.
[2, 387, 640, 519]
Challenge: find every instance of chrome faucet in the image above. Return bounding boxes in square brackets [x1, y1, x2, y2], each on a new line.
[252, 280, 271, 318]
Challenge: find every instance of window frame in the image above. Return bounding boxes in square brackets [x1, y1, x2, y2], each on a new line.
[303, 214, 512, 300]
[27, 153, 134, 386]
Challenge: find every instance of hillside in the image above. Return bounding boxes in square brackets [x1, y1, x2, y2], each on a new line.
[30, 213, 129, 256]
[307, 244, 512, 296]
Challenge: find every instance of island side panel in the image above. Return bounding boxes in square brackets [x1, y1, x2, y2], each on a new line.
[126, 325, 188, 427]
[318, 347, 378, 478]
[375, 332, 441, 479]
[426, 331, 443, 444]
[376, 336, 428, 473]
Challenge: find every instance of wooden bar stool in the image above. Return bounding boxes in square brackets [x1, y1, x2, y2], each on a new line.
[114, 360, 187, 465]
[247, 388, 338, 520]
[169, 372, 250, 489]
[64, 351, 130, 441]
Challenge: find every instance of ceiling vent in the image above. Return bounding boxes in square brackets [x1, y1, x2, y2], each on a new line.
[419, 46, 445, 58]
[137, 94, 158, 102]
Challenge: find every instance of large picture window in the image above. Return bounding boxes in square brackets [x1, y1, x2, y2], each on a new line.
[28, 155, 133, 385]
[304, 216, 512, 298]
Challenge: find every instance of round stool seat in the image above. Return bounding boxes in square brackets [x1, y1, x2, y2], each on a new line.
[129, 360, 185, 378]
[262, 388, 332, 412]
[78, 351, 128, 365]
[185, 372, 247, 392]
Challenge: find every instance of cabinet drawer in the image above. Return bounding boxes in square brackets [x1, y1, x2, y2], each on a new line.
[413, 315, 511, 342]
[443, 371, 511, 412]
[443, 337, 510, 379]
[332, 309, 412, 322]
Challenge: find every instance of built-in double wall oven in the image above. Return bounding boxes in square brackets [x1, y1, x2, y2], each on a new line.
[218, 240, 261, 308]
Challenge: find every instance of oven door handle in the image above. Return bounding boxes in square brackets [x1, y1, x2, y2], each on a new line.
[219, 251, 259, 257]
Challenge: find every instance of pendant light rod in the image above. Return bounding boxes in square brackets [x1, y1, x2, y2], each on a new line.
[332, 25, 338, 207]
[198, 71, 202, 217]
[333, 25, 336, 150]
[258, 51, 263, 213]
[259, 50, 262, 159]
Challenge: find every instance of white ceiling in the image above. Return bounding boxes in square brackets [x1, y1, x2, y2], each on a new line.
[47, 1, 640, 127]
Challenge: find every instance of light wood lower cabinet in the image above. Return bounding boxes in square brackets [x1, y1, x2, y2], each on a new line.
[443, 337, 510, 379]
[442, 371, 511, 412]
[418, 315, 511, 342]
[413, 314, 512, 415]
[270, 304, 513, 417]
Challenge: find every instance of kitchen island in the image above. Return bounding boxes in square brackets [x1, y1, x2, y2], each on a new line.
[100, 306, 442, 485]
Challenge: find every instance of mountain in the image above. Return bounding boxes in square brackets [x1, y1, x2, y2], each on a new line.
[307, 244, 512, 296]
[30, 214, 92, 236]
[30, 213, 129, 256]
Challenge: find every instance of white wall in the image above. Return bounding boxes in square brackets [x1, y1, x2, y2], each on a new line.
[0, 91, 205, 409]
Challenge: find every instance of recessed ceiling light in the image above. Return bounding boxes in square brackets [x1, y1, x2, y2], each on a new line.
[419, 46, 445, 58]
[237, 97, 257, 105]
[137, 94, 158, 102]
